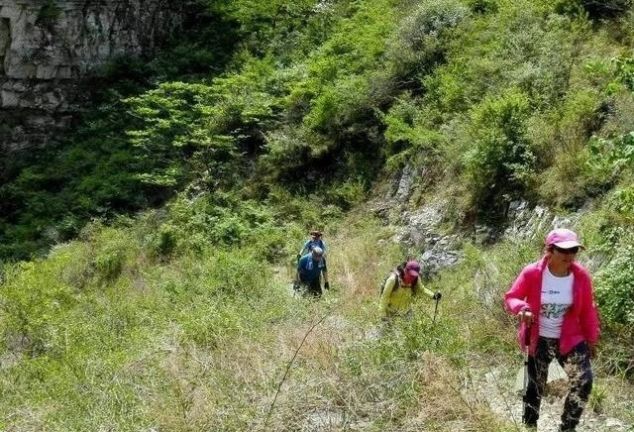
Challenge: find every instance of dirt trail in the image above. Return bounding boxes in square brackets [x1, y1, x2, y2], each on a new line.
[467, 366, 632, 432]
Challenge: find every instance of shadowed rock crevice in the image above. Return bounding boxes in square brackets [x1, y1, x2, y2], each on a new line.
[0, 17, 9, 76]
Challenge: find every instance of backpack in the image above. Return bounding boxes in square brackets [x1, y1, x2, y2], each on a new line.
[379, 271, 400, 295]
[379, 263, 422, 296]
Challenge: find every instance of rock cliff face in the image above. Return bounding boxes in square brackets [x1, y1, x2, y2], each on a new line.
[0, 0, 184, 153]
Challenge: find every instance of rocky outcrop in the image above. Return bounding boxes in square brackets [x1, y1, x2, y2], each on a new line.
[394, 199, 463, 279]
[376, 167, 594, 279]
[0, 0, 185, 153]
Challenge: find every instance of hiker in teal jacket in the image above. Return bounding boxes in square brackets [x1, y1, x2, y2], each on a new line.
[295, 247, 329, 297]
[298, 230, 327, 259]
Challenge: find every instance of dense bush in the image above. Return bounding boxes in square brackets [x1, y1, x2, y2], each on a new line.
[595, 234, 634, 326]
[587, 132, 634, 183]
[463, 89, 536, 214]
[590, 188, 634, 373]
[381, 94, 445, 173]
[594, 220, 634, 368]
[386, 0, 469, 79]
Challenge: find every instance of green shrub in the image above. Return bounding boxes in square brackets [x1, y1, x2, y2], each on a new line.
[591, 187, 634, 338]
[321, 179, 367, 210]
[265, 186, 341, 231]
[463, 89, 536, 214]
[467, 0, 499, 14]
[303, 75, 374, 134]
[0, 258, 76, 357]
[595, 230, 634, 325]
[280, 0, 397, 145]
[386, 0, 469, 78]
[381, 94, 446, 173]
[613, 56, 634, 91]
[587, 132, 634, 180]
[608, 185, 634, 219]
[160, 194, 272, 252]
[148, 224, 178, 259]
[535, 88, 612, 206]
[91, 228, 136, 282]
[204, 0, 323, 57]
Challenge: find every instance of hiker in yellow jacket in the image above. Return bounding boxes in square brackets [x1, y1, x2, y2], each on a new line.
[380, 260, 441, 317]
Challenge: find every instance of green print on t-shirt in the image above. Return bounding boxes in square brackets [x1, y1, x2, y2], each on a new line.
[541, 303, 569, 319]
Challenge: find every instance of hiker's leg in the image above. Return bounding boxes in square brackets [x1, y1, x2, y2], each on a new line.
[297, 278, 308, 294]
[308, 279, 322, 297]
[558, 342, 593, 431]
[524, 337, 556, 427]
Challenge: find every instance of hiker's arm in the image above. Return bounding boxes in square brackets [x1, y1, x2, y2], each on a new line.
[416, 278, 435, 299]
[321, 258, 330, 285]
[380, 274, 396, 314]
[580, 274, 600, 346]
[504, 267, 530, 314]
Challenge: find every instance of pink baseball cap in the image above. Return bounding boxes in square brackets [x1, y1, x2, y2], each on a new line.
[545, 228, 584, 249]
[405, 260, 421, 278]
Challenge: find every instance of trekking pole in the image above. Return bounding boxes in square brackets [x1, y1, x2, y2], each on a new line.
[522, 324, 531, 415]
[432, 295, 440, 326]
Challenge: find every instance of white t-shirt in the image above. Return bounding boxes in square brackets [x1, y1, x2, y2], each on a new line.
[539, 267, 573, 338]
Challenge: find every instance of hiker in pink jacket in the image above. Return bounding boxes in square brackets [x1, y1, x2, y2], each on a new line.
[504, 228, 600, 432]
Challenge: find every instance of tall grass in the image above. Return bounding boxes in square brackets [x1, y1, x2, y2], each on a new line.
[2, 205, 634, 430]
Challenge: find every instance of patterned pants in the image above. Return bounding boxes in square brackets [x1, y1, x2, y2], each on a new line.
[523, 337, 593, 431]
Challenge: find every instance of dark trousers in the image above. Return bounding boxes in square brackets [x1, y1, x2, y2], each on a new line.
[299, 278, 322, 297]
[523, 337, 593, 431]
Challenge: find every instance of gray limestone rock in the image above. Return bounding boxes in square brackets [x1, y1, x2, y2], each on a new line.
[0, 0, 185, 154]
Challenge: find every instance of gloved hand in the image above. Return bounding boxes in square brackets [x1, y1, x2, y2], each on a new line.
[324, 282, 330, 290]
[433, 291, 442, 301]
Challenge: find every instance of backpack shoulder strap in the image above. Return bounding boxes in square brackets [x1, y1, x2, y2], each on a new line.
[380, 271, 399, 295]
[388, 271, 400, 291]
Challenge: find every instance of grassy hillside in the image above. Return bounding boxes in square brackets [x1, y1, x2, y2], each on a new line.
[1, 211, 632, 430]
[1, 0, 634, 430]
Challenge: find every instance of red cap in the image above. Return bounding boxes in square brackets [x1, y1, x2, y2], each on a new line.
[405, 260, 421, 278]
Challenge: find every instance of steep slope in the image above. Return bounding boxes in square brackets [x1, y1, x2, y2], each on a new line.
[1, 0, 634, 430]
